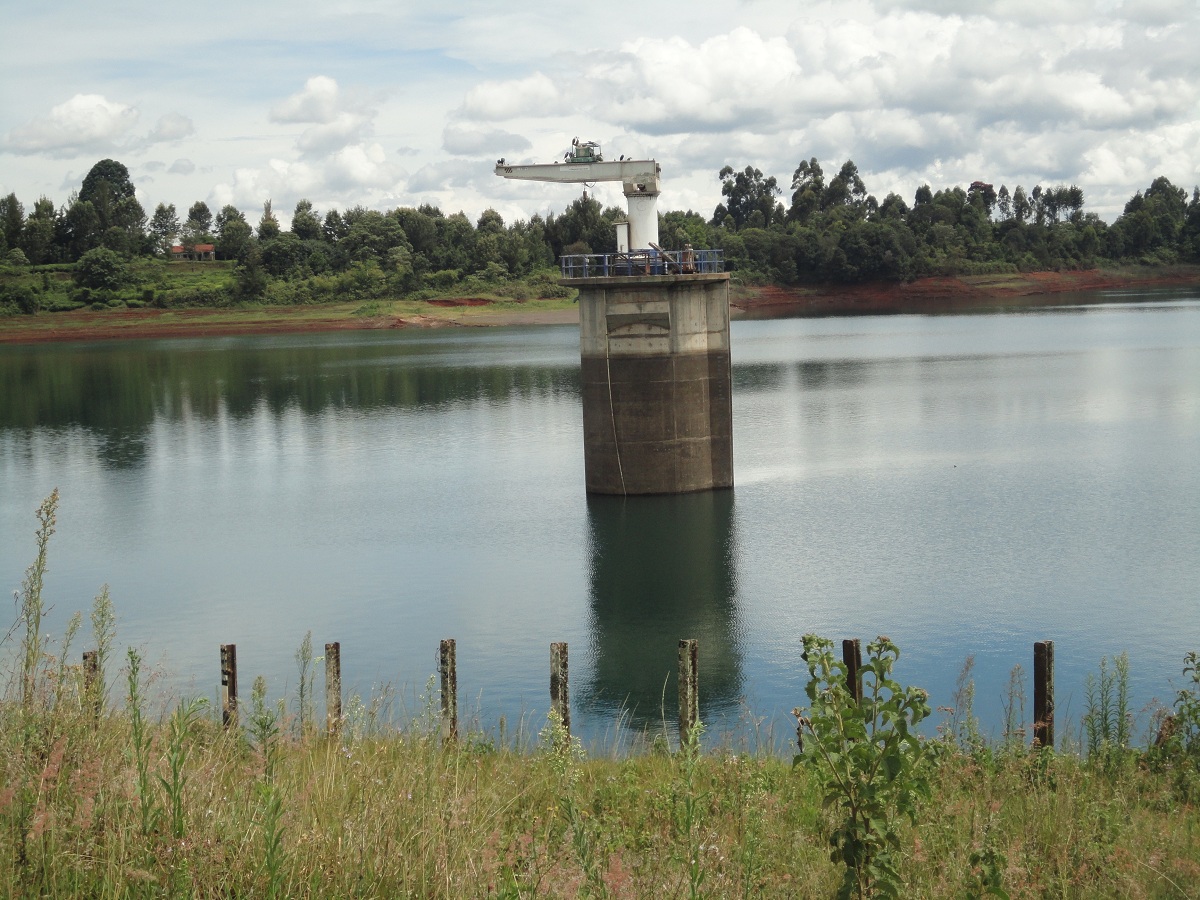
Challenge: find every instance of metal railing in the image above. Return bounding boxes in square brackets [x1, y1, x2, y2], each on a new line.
[559, 248, 724, 279]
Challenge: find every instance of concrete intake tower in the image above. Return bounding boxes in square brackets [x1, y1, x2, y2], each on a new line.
[565, 270, 733, 495]
[495, 141, 733, 494]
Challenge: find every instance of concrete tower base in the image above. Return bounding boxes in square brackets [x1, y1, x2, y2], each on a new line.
[568, 272, 733, 495]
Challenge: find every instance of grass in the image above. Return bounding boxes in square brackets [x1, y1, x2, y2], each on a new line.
[3, 690, 1200, 898]
[4, 495, 1200, 898]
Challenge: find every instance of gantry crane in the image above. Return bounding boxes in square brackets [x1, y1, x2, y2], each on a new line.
[495, 139, 661, 250]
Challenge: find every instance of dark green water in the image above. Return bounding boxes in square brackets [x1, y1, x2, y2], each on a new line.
[3, 290, 1198, 746]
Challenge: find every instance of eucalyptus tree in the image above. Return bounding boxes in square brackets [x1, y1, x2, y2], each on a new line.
[0, 193, 24, 251]
[215, 205, 252, 261]
[148, 203, 179, 256]
[712, 165, 783, 231]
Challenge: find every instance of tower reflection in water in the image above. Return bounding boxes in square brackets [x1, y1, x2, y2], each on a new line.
[579, 489, 743, 737]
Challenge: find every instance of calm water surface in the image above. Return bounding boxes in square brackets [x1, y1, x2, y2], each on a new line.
[2, 290, 1198, 746]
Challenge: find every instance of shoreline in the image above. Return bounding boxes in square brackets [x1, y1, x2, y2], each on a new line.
[2, 267, 1197, 345]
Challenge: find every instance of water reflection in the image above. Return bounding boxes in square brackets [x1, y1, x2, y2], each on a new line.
[580, 490, 743, 732]
[0, 339, 578, 469]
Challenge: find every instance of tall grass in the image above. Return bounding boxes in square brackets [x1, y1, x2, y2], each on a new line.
[3, 494, 1200, 897]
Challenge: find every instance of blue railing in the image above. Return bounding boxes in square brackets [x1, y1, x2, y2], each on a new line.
[559, 248, 724, 279]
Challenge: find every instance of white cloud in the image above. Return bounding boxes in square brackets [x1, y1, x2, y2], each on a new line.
[459, 73, 560, 121]
[296, 112, 374, 156]
[2, 1, 1198, 224]
[1118, 0, 1195, 26]
[442, 123, 531, 156]
[148, 113, 195, 143]
[2, 94, 139, 156]
[406, 158, 482, 193]
[324, 143, 401, 191]
[271, 76, 344, 124]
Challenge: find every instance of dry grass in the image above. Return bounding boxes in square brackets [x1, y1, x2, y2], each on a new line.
[2, 682, 1198, 898]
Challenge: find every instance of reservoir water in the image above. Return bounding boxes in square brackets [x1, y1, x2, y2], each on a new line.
[2, 290, 1199, 748]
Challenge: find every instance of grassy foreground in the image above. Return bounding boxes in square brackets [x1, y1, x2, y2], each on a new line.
[5, 504, 1200, 898]
[4, 689, 1200, 898]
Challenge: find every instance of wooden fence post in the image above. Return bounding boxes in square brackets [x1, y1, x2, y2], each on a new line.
[220, 644, 238, 729]
[1034, 640, 1054, 750]
[678, 638, 699, 744]
[82, 650, 99, 721]
[842, 638, 863, 704]
[439, 639, 458, 742]
[325, 642, 342, 738]
[550, 642, 570, 741]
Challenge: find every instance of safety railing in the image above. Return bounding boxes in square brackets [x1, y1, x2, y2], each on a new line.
[559, 248, 724, 279]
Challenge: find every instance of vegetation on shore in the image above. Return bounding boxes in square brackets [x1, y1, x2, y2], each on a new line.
[5, 492, 1200, 897]
[3, 157, 1200, 322]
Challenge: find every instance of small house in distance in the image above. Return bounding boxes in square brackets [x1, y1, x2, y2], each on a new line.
[171, 243, 215, 261]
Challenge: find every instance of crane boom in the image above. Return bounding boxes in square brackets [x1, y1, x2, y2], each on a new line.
[493, 159, 659, 187]
[494, 148, 662, 249]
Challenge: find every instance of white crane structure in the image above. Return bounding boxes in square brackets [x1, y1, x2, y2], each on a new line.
[495, 140, 661, 251]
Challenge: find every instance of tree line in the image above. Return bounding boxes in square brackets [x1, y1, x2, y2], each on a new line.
[2, 157, 1199, 312]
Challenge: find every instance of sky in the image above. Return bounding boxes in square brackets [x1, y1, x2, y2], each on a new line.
[2, 0, 1198, 230]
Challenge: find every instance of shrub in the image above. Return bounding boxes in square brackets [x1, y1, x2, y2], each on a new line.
[75, 247, 132, 291]
[796, 635, 934, 899]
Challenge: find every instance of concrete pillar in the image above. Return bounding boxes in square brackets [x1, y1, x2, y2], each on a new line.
[569, 272, 733, 495]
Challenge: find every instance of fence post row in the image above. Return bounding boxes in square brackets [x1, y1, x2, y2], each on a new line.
[1034, 640, 1055, 750]
[209, 634, 1057, 751]
[678, 638, 699, 742]
[220, 643, 238, 729]
[439, 638, 458, 743]
[325, 642, 342, 738]
[550, 642, 570, 741]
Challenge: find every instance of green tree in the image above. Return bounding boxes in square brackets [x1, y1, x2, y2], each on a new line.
[1011, 185, 1031, 224]
[78, 159, 145, 254]
[235, 243, 268, 298]
[476, 208, 505, 235]
[0, 193, 25, 251]
[20, 197, 57, 264]
[996, 185, 1012, 220]
[712, 165, 782, 230]
[322, 209, 348, 245]
[148, 203, 179, 256]
[789, 157, 825, 223]
[80, 159, 136, 206]
[291, 199, 322, 241]
[340, 210, 409, 264]
[75, 247, 132, 291]
[215, 205, 252, 261]
[259, 233, 309, 277]
[257, 200, 281, 241]
[62, 196, 102, 259]
[433, 211, 479, 271]
[186, 201, 213, 235]
[821, 160, 871, 221]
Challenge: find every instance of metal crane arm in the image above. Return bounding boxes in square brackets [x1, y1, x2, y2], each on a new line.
[494, 160, 660, 192]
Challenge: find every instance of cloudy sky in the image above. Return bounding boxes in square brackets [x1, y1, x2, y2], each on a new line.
[2, 0, 1197, 229]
